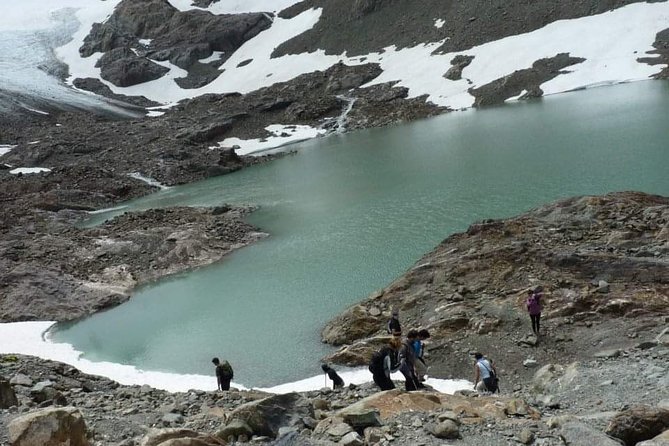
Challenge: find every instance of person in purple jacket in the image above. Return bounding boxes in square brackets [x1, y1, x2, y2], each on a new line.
[526, 286, 543, 335]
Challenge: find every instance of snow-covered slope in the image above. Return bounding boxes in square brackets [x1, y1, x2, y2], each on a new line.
[53, 0, 669, 110]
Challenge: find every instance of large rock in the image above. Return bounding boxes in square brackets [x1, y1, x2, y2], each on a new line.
[8, 406, 89, 446]
[225, 392, 314, 438]
[605, 406, 669, 446]
[321, 305, 382, 345]
[0, 376, 18, 408]
[339, 389, 441, 420]
[561, 422, 622, 446]
[140, 428, 223, 446]
[532, 363, 579, 395]
[432, 419, 460, 439]
[97, 47, 170, 87]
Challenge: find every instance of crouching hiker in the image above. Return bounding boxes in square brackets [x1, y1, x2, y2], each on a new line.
[473, 352, 498, 394]
[321, 363, 345, 389]
[369, 337, 402, 391]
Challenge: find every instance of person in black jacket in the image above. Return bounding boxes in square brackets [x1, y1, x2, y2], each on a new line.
[370, 336, 402, 391]
[387, 308, 401, 336]
[321, 364, 345, 389]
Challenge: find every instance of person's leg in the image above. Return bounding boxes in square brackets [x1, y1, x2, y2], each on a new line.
[536, 313, 541, 334]
[530, 315, 538, 334]
[221, 379, 231, 391]
[475, 380, 488, 393]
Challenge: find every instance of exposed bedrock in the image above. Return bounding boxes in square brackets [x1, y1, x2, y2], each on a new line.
[79, 0, 272, 87]
[468, 53, 586, 106]
[638, 28, 669, 79]
[0, 205, 265, 322]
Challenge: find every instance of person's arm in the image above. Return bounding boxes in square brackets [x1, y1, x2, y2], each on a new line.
[216, 369, 222, 390]
[473, 363, 480, 389]
[383, 354, 392, 378]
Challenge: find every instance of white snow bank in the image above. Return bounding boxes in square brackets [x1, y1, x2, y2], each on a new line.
[0, 145, 16, 156]
[9, 167, 51, 174]
[127, 172, 170, 190]
[0, 321, 472, 394]
[168, 0, 301, 14]
[215, 124, 325, 156]
[434, 19, 445, 29]
[364, 2, 669, 109]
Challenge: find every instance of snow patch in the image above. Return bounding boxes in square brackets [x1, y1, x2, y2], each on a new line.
[10, 167, 51, 174]
[0, 321, 472, 394]
[168, 0, 302, 14]
[434, 18, 445, 29]
[0, 145, 16, 156]
[25, 107, 49, 115]
[216, 124, 325, 156]
[198, 51, 224, 64]
[127, 172, 170, 190]
[138, 38, 152, 46]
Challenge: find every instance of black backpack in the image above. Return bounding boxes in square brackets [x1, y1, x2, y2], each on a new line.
[369, 347, 390, 374]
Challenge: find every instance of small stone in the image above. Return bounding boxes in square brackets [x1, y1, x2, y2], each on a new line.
[432, 420, 459, 439]
[10, 374, 33, 387]
[594, 349, 621, 358]
[368, 307, 381, 316]
[340, 431, 364, 446]
[517, 428, 534, 444]
[596, 280, 610, 293]
[523, 359, 538, 368]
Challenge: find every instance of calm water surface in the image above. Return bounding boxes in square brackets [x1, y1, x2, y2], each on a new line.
[52, 81, 669, 387]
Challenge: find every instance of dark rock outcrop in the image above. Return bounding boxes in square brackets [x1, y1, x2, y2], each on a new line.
[605, 406, 669, 446]
[225, 392, 314, 438]
[97, 47, 170, 87]
[79, 0, 272, 88]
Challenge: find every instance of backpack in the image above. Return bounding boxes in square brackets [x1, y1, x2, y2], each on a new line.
[218, 362, 233, 380]
[479, 361, 499, 393]
[369, 347, 390, 374]
[526, 294, 541, 315]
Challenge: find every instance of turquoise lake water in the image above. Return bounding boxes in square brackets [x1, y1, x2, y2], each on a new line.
[52, 81, 669, 387]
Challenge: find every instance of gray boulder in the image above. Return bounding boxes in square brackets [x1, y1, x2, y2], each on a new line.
[139, 428, 223, 446]
[432, 419, 460, 439]
[8, 406, 89, 446]
[225, 392, 314, 438]
[560, 422, 622, 446]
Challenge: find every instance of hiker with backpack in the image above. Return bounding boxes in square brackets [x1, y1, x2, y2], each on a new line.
[526, 286, 543, 335]
[321, 363, 345, 390]
[369, 337, 402, 390]
[473, 352, 498, 394]
[399, 330, 422, 391]
[212, 357, 234, 391]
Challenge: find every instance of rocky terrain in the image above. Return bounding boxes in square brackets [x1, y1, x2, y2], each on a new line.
[1, 0, 669, 444]
[0, 193, 667, 445]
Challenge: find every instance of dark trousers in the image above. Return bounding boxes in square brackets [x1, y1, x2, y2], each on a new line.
[373, 373, 395, 391]
[220, 379, 231, 391]
[402, 371, 419, 391]
[530, 314, 541, 334]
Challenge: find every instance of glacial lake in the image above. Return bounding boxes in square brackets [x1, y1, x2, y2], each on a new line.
[52, 81, 669, 387]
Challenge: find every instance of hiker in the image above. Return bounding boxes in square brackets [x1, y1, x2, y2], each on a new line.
[321, 363, 345, 389]
[473, 352, 498, 394]
[526, 286, 543, 335]
[413, 328, 430, 382]
[369, 337, 402, 391]
[399, 330, 421, 391]
[212, 357, 234, 391]
[387, 308, 402, 336]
